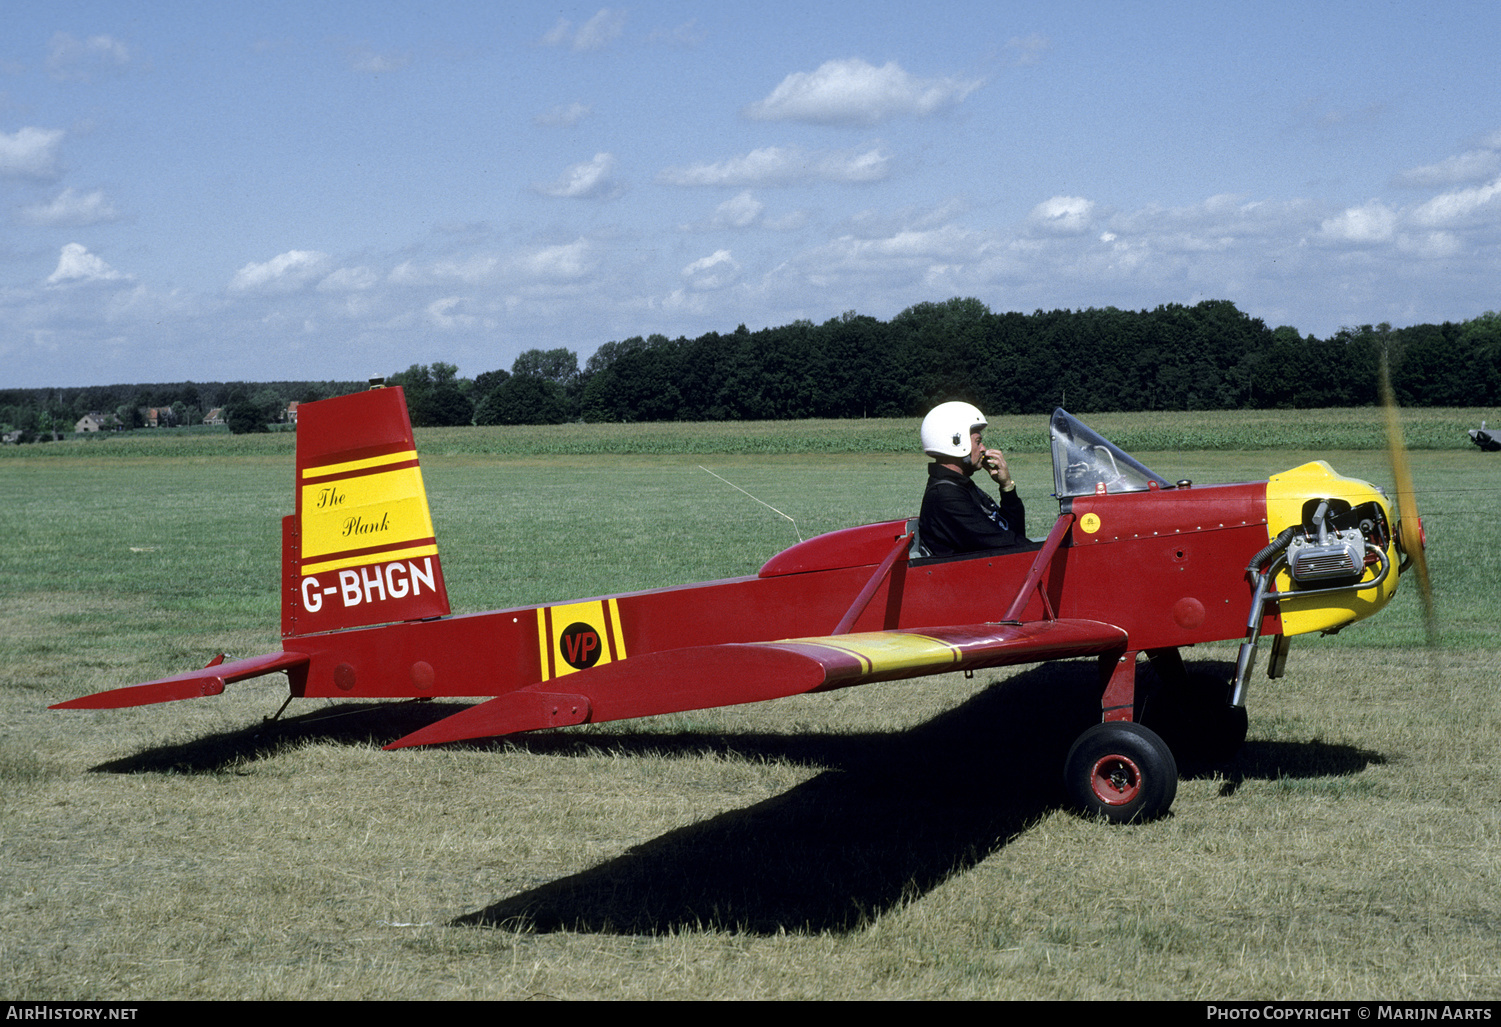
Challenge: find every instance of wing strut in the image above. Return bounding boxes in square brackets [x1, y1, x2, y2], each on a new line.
[1002, 512, 1074, 622]
[832, 531, 913, 635]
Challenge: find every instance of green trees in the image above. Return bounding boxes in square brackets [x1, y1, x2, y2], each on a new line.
[471, 348, 578, 425]
[3, 305, 1495, 434]
[388, 362, 474, 427]
[419, 305, 1501, 424]
[223, 390, 269, 434]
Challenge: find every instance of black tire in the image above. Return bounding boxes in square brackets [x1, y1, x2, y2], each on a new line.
[1064, 721, 1178, 824]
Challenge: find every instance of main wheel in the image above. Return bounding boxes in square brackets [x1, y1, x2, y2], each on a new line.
[1064, 721, 1178, 823]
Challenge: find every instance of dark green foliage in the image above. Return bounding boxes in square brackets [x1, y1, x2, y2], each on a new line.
[224, 401, 269, 434]
[511, 347, 579, 384]
[474, 373, 568, 425]
[411, 384, 474, 427]
[388, 362, 475, 427]
[4, 305, 1498, 431]
[565, 302, 1501, 422]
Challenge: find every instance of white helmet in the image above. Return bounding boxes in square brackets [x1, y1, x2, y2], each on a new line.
[921, 401, 987, 459]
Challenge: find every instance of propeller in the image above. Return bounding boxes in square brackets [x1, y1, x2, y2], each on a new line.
[1378, 352, 1438, 644]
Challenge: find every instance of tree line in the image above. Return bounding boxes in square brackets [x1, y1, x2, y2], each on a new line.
[396, 299, 1501, 427]
[5, 300, 1498, 436]
[0, 380, 363, 440]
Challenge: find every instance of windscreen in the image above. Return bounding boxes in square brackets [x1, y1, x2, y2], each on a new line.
[1050, 408, 1173, 497]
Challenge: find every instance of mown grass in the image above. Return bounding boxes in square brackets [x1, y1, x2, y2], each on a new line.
[2, 411, 1499, 999]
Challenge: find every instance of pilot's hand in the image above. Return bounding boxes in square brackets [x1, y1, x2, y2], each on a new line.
[981, 448, 1014, 490]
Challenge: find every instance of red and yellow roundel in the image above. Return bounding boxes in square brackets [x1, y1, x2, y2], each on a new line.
[536, 599, 628, 680]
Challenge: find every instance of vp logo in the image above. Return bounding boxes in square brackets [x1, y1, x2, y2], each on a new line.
[539, 600, 625, 681]
[559, 622, 603, 670]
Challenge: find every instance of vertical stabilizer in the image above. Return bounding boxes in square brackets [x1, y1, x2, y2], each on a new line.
[281, 387, 450, 637]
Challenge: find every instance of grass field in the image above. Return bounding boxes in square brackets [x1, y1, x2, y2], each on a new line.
[2, 410, 1499, 999]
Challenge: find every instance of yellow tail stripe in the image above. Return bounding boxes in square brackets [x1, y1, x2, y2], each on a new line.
[302, 449, 419, 480]
[300, 544, 439, 576]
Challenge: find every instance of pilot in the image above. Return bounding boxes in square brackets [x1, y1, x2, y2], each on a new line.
[917, 401, 1025, 557]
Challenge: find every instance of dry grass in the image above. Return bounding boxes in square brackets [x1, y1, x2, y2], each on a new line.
[4, 642, 1499, 1000]
[3, 431, 1499, 999]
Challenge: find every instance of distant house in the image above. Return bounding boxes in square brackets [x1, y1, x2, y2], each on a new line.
[203, 408, 224, 425]
[285, 401, 299, 425]
[74, 412, 119, 433]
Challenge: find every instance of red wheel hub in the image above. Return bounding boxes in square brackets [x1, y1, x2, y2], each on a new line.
[1089, 754, 1143, 806]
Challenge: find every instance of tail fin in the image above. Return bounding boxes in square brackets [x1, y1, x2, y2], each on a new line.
[281, 386, 451, 638]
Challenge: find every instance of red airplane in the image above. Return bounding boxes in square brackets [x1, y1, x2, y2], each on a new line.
[54, 385, 1427, 823]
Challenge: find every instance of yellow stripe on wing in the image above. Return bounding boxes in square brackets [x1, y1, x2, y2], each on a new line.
[757, 631, 963, 674]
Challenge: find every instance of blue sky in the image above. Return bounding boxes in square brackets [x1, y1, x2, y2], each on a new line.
[3, 1, 1499, 388]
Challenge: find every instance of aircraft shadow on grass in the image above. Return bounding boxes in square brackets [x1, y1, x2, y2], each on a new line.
[92, 659, 1384, 936]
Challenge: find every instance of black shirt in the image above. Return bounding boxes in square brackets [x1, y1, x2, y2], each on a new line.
[918, 463, 1027, 557]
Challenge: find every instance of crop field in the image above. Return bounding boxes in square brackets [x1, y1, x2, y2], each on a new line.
[1, 409, 1498, 1000]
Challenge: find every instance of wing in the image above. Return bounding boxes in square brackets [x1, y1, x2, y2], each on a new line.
[385, 618, 1127, 749]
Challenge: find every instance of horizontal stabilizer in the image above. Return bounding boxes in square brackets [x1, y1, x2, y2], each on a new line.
[51, 651, 309, 710]
[385, 618, 1127, 748]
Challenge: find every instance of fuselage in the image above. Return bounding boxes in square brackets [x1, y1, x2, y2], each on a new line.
[288, 480, 1289, 701]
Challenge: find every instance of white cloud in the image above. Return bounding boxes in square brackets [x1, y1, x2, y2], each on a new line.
[518, 239, 594, 280]
[535, 152, 621, 198]
[541, 9, 625, 51]
[46, 243, 128, 286]
[426, 296, 478, 330]
[1314, 201, 1398, 245]
[1407, 177, 1501, 229]
[47, 33, 131, 82]
[1004, 35, 1051, 67]
[1104, 194, 1314, 244]
[17, 187, 119, 226]
[427, 254, 501, 283]
[229, 250, 332, 292]
[0, 126, 65, 180]
[1394, 146, 1501, 188]
[346, 46, 411, 74]
[712, 191, 764, 228]
[318, 266, 378, 291]
[799, 223, 989, 286]
[744, 58, 981, 126]
[659, 145, 889, 186]
[575, 9, 627, 50]
[839, 199, 969, 239]
[682, 249, 739, 290]
[1028, 196, 1097, 234]
[1397, 231, 1462, 259]
[535, 101, 591, 127]
[648, 19, 707, 48]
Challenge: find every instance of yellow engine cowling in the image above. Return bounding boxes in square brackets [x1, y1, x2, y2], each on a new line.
[1264, 461, 1401, 636]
